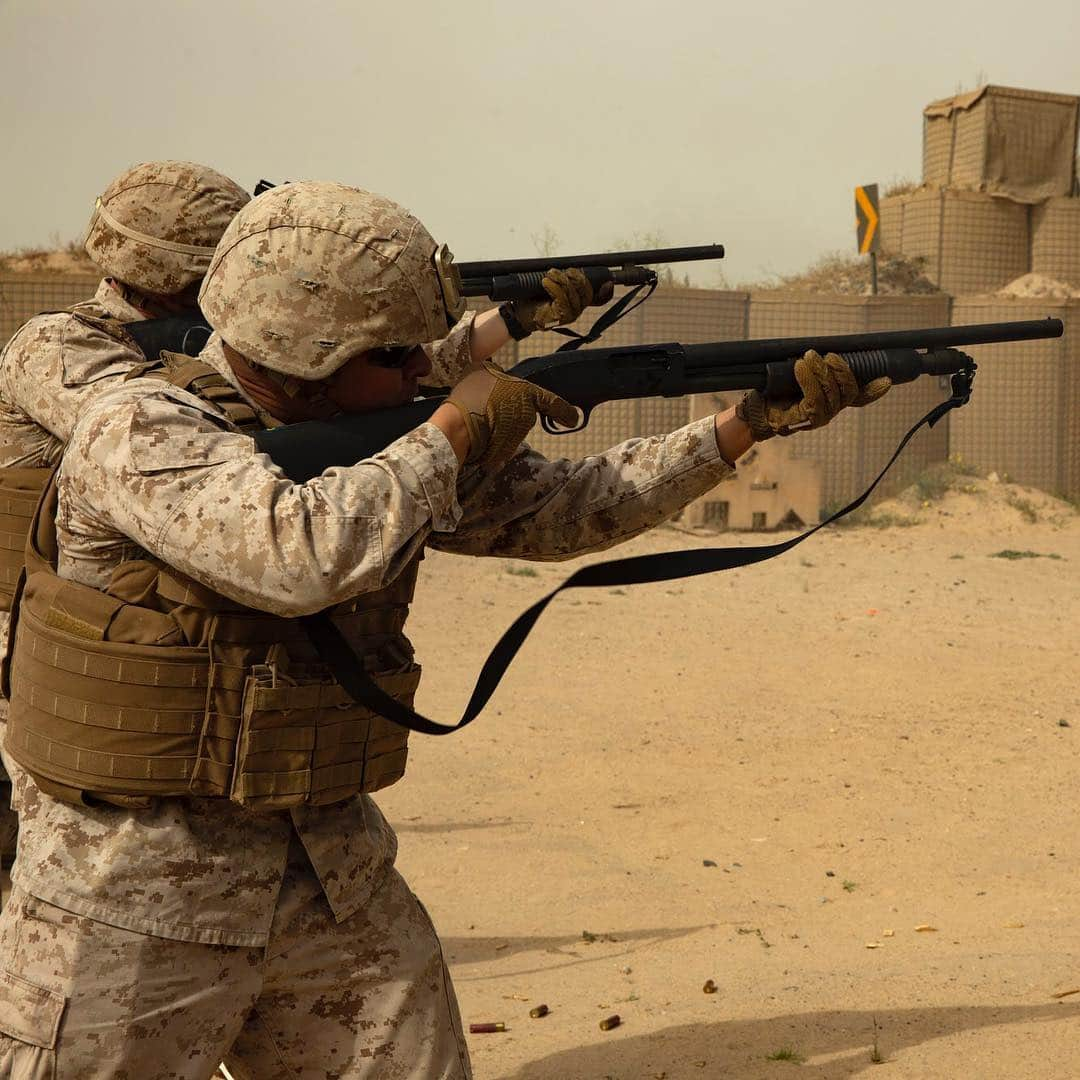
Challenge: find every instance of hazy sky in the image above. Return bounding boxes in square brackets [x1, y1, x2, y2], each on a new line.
[2, 0, 1078, 286]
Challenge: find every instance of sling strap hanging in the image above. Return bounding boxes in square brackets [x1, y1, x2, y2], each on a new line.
[301, 368, 974, 737]
[549, 279, 658, 352]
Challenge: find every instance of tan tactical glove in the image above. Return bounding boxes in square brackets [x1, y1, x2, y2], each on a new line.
[446, 361, 578, 473]
[513, 268, 595, 332]
[736, 349, 891, 440]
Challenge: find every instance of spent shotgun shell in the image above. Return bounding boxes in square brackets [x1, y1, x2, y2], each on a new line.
[468, 1022, 505, 1034]
[599, 1014, 621, 1031]
[529, 1004, 549, 1018]
[703, 979, 718, 994]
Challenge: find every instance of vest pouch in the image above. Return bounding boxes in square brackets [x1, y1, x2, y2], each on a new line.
[4, 571, 209, 804]
[230, 659, 420, 810]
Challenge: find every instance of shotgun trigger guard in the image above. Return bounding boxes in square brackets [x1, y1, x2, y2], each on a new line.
[541, 405, 589, 435]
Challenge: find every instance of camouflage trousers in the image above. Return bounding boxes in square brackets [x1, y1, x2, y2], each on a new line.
[0, 835, 472, 1079]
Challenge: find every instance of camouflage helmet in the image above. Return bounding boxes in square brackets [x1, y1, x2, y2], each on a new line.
[198, 181, 450, 379]
[84, 161, 250, 295]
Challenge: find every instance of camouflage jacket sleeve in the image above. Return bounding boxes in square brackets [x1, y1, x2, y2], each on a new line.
[429, 415, 734, 560]
[419, 309, 477, 386]
[58, 380, 463, 615]
[0, 311, 142, 455]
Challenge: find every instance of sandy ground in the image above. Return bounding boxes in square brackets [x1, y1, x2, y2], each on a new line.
[378, 474, 1080, 1079]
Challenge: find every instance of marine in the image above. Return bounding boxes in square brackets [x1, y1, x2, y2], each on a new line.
[0, 180, 889, 1077]
[0, 159, 251, 907]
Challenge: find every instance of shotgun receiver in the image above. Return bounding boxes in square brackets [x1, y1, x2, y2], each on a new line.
[254, 318, 1063, 483]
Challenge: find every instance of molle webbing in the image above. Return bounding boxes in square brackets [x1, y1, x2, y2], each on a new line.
[0, 468, 53, 611]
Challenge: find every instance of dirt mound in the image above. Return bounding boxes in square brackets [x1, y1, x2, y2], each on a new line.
[744, 251, 942, 296]
[851, 459, 1079, 533]
[0, 245, 97, 275]
[996, 272, 1080, 300]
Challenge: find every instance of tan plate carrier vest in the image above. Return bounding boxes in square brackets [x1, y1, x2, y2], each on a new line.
[2, 356, 420, 811]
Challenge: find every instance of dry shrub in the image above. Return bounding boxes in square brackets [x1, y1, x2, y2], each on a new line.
[883, 177, 920, 197]
[741, 251, 941, 296]
[0, 240, 96, 275]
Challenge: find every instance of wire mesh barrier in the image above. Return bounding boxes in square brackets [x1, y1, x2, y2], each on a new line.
[0, 274, 100, 347]
[880, 188, 1030, 296]
[922, 85, 1079, 202]
[950, 297, 1080, 497]
[1031, 198, 1080, 286]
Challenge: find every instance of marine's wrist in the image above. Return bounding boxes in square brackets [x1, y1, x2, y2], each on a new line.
[430, 402, 472, 465]
[714, 405, 756, 466]
[468, 307, 509, 363]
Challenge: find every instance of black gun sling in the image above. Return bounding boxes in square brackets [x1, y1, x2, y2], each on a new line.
[299, 372, 972, 737]
[123, 314, 212, 360]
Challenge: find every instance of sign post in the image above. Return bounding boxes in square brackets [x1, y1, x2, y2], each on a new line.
[855, 183, 881, 295]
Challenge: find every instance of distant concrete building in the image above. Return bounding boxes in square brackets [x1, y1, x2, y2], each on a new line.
[683, 393, 822, 530]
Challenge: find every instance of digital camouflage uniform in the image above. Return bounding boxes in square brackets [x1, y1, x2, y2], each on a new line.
[0, 181, 737, 1078]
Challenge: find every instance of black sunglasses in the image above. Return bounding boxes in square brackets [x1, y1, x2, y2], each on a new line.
[368, 345, 418, 370]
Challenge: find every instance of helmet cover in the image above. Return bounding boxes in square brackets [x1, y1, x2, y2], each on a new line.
[84, 160, 250, 295]
[198, 181, 450, 379]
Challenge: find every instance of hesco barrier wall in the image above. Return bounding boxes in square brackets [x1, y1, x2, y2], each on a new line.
[1031, 198, 1080, 285]
[922, 85, 1079, 202]
[879, 188, 1029, 295]
[950, 298, 1080, 498]
[509, 288, 750, 459]
[0, 274, 100, 347]
[744, 293, 953, 511]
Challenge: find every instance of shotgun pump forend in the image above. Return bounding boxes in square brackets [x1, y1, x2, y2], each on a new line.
[513, 316, 1059, 429]
[253, 317, 1062, 484]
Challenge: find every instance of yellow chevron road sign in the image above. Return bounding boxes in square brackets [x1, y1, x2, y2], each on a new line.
[855, 183, 880, 255]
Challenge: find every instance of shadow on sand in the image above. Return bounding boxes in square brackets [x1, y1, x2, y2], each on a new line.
[395, 817, 523, 834]
[504, 1003, 1080, 1079]
[446, 925, 713, 979]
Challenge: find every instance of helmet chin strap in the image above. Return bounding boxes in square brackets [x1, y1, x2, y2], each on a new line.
[222, 343, 340, 424]
[108, 279, 156, 317]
